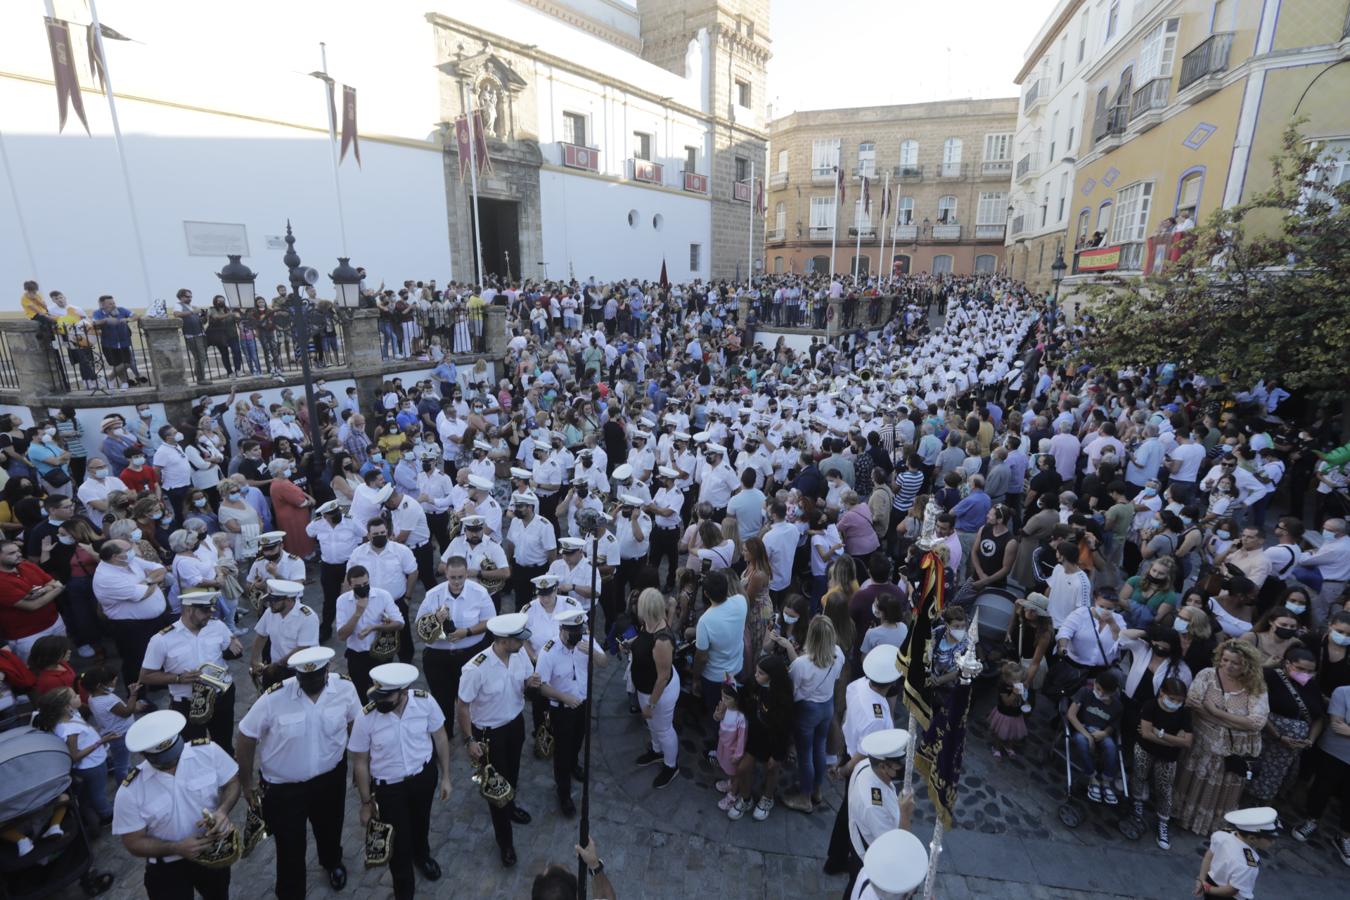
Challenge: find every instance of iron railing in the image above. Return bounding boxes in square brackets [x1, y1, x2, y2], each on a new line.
[981, 160, 1013, 177]
[1016, 154, 1036, 180]
[768, 171, 789, 189]
[1023, 78, 1043, 111]
[0, 330, 19, 391]
[937, 162, 967, 179]
[1130, 77, 1170, 121]
[1178, 32, 1234, 91]
[1092, 105, 1128, 146]
[931, 224, 962, 240]
[894, 165, 923, 180]
[47, 316, 154, 395]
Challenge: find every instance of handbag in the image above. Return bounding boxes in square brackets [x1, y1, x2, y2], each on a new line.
[1194, 565, 1225, 596]
[42, 467, 71, 488]
[1221, 687, 1262, 781]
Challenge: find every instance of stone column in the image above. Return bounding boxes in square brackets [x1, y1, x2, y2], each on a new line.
[826, 298, 844, 340]
[2, 319, 62, 419]
[484, 305, 507, 358]
[343, 310, 383, 370]
[138, 318, 190, 392]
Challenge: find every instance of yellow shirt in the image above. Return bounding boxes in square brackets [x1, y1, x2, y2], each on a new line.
[467, 294, 486, 321]
[21, 292, 49, 320]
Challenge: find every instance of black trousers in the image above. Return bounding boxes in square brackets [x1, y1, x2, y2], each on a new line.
[261, 759, 347, 900]
[144, 858, 229, 900]
[424, 641, 487, 738]
[613, 557, 644, 623]
[392, 597, 415, 664]
[172, 684, 235, 757]
[649, 526, 680, 589]
[411, 542, 439, 591]
[550, 701, 586, 801]
[108, 614, 173, 689]
[427, 511, 450, 554]
[318, 561, 346, 639]
[345, 649, 374, 705]
[373, 761, 437, 900]
[511, 562, 547, 613]
[472, 713, 525, 852]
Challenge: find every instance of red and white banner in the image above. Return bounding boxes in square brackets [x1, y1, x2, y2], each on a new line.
[632, 159, 663, 184]
[563, 142, 599, 172]
[733, 180, 751, 202]
[683, 171, 708, 193]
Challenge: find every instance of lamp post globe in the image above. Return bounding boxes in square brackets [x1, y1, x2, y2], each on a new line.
[330, 257, 362, 307]
[217, 255, 257, 308]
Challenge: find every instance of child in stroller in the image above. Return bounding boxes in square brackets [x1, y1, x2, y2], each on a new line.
[1066, 670, 1125, 805]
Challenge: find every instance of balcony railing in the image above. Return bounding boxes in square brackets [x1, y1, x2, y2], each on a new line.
[809, 225, 835, 240]
[1016, 153, 1036, 181]
[937, 162, 966, 179]
[1010, 214, 1025, 236]
[1092, 105, 1128, 147]
[630, 158, 663, 185]
[1023, 78, 1044, 112]
[1129, 77, 1170, 122]
[894, 165, 923, 180]
[767, 227, 786, 242]
[931, 224, 962, 240]
[975, 224, 1006, 240]
[683, 170, 708, 193]
[769, 171, 789, 189]
[811, 166, 837, 182]
[981, 160, 1013, 177]
[1178, 32, 1234, 92]
[852, 165, 877, 180]
[892, 224, 918, 242]
[561, 142, 599, 172]
[1119, 241, 1146, 270]
[849, 226, 877, 239]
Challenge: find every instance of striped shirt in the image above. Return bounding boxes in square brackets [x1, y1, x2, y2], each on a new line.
[892, 469, 925, 513]
[56, 420, 87, 459]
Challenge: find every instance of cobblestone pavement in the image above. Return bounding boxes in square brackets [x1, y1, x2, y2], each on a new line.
[42, 580, 1341, 900]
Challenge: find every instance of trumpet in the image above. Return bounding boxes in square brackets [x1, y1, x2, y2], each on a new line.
[193, 808, 242, 869]
[474, 738, 515, 808]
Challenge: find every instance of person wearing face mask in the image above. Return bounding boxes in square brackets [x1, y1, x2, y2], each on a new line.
[535, 607, 608, 817]
[849, 826, 928, 900]
[1056, 588, 1125, 679]
[112, 710, 241, 900]
[306, 501, 364, 642]
[152, 425, 193, 516]
[266, 457, 316, 560]
[97, 414, 140, 476]
[27, 419, 73, 498]
[1249, 646, 1324, 806]
[1067, 669, 1125, 805]
[139, 590, 243, 754]
[1297, 517, 1350, 627]
[385, 488, 435, 590]
[1240, 605, 1304, 669]
[837, 729, 914, 895]
[1130, 677, 1193, 850]
[334, 565, 405, 704]
[505, 491, 557, 612]
[236, 646, 361, 898]
[248, 579, 319, 689]
[93, 539, 171, 689]
[244, 532, 305, 605]
[269, 406, 306, 448]
[348, 662, 452, 898]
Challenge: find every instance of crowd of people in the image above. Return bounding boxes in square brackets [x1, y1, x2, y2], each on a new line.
[2, 268, 1348, 900]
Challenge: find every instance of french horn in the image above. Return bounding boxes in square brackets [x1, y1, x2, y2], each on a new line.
[241, 789, 268, 858]
[369, 629, 400, 663]
[415, 612, 447, 644]
[194, 808, 242, 869]
[445, 509, 463, 542]
[187, 663, 230, 725]
[363, 801, 394, 869]
[478, 555, 505, 598]
[476, 738, 515, 808]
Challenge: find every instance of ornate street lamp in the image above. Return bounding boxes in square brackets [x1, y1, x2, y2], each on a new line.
[330, 257, 362, 307]
[217, 255, 257, 308]
[1051, 244, 1068, 302]
[281, 222, 325, 455]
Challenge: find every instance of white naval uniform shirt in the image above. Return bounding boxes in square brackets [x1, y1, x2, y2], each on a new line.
[521, 595, 582, 656]
[507, 515, 556, 566]
[142, 619, 234, 702]
[615, 511, 652, 559]
[347, 690, 445, 782]
[390, 497, 431, 549]
[246, 552, 306, 587]
[440, 536, 510, 579]
[651, 486, 684, 529]
[334, 587, 405, 653]
[306, 517, 364, 564]
[347, 542, 418, 601]
[237, 674, 362, 783]
[531, 458, 564, 497]
[1206, 831, 1262, 900]
[842, 676, 893, 757]
[457, 646, 533, 728]
[573, 463, 610, 495]
[415, 580, 495, 651]
[254, 603, 320, 665]
[465, 495, 504, 538]
[697, 462, 739, 508]
[112, 740, 238, 861]
[535, 636, 600, 703]
[546, 557, 595, 606]
[628, 447, 656, 481]
[848, 759, 900, 858]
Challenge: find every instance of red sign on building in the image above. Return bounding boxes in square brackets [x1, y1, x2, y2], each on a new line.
[683, 171, 708, 193]
[732, 180, 752, 202]
[563, 143, 599, 172]
[633, 159, 663, 184]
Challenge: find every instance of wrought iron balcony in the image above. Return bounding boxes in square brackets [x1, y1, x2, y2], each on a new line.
[893, 165, 923, 180]
[1016, 153, 1037, 181]
[1178, 32, 1234, 94]
[1129, 78, 1170, 127]
[937, 162, 967, 179]
[1092, 105, 1128, 148]
[981, 160, 1013, 178]
[769, 171, 789, 190]
[931, 224, 962, 240]
[1023, 78, 1045, 113]
[893, 224, 918, 242]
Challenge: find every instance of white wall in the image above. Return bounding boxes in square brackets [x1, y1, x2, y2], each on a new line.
[540, 170, 710, 281]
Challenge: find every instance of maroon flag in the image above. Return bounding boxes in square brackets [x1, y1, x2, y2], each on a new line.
[85, 22, 130, 95]
[472, 110, 492, 175]
[339, 84, 361, 166]
[454, 115, 472, 178]
[862, 176, 871, 215]
[659, 259, 670, 290]
[755, 176, 766, 215]
[836, 165, 845, 207]
[45, 18, 89, 134]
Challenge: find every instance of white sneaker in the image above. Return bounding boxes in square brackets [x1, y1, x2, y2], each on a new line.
[727, 798, 748, 820]
[42, 823, 63, 839]
[752, 797, 774, 821]
[16, 837, 34, 856]
[76, 645, 96, 659]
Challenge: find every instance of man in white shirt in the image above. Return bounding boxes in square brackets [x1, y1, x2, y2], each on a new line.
[306, 501, 365, 642]
[613, 493, 651, 609]
[440, 516, 511, 602]
[696, 444, 739, 519]
[546, 538, 596, 611]
[647, 467, 685, 592]
[388, 490, 435, 590]
[76, 458, 128, 514]
[1164, 430, 1207, 504]
[248, 579, 319, 688]
[334, 565, 404, 703]
[416, 556, 497, 733]
[1301, 517, 1350, 626]
[505, 491, 556, 611]
[762, 500, 801, 606]
[348, 520, 418, 663]
[350, 470, 393, 532]
[152, 425, 193, 514]
[435, 402, 466, 476]
[93, 539, 171, 688]
[1056, 590, 1124, 669]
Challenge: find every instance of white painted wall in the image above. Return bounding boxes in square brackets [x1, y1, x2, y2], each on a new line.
[540, 170, 710, 281]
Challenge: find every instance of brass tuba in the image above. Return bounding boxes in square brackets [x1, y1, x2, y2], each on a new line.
[533, 719, 555, 760]
[240, 788, 268, 858]
[194, 808, 242, 869]
[445, 509, 463, 542]
[363, 801, 394, 869]
[476, 738, 515, 808]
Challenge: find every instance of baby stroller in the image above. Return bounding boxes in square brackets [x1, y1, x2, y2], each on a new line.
[967, 584, 1021, 679]
[1050, 686, 1142, 838]
[0, 726, 113, 899]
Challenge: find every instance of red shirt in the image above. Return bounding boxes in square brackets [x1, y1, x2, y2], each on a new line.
[119, 464, 160, 495]
[0, 561, 57, 641]
[34, 663, 86, 704]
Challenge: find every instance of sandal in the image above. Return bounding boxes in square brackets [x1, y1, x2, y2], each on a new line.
[782, 794, 813, 813]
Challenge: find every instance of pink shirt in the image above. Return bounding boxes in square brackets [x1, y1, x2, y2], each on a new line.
[716, 709, 747, 776]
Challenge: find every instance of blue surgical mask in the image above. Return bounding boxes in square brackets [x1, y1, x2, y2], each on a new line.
[1285, 602, 1307, 616]
[1331, 631, 1350, 647]
[282, 415, 295, 424]
[1216, 530, 1231, 541]
[1324, 529, 1339, 542]
[1159, 697, 1183, 713]
[129, 528, 143, 542]
[1172, 617, 1190, 634]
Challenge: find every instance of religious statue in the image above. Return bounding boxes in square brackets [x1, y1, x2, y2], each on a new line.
[478, 81, 499, 137]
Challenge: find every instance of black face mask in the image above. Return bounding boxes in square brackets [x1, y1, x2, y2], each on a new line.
[326, 514, 341, 525]
[353, 583, 370, 598]
[560, 626, 584, 648]
[297, 669, 328, 694]
[423, 460, 436, 472]
[372, 691, 400, 714]
[1273, 626, 1297, 640]
[145, 736, 185, 770]
[371, 535, 389, 549]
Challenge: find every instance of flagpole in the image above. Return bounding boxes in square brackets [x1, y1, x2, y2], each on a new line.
[462, 83, 487, 286]
[829, 165, 839, 280]
[852, 177, 863, 281]
[319, 43, 348, 256]
[0, 128, 39, 280]
[880, 170, 891, 290]
[747, 159, 754, 290]
[87, 0, 153, 306]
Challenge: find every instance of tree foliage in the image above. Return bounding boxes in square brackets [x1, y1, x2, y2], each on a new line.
[1075, 124, 1350, 405]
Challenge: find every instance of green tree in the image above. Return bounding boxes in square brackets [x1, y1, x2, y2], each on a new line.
[1074, 124, 1350, 414]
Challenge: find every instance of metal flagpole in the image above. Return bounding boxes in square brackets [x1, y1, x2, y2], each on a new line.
[852, 176, 864, 281]
[747, 160, 755, 291]
[0, 128, 39, 280]
[829, 164, 840, 280]
[462, 83, 487, 286]
[319, 43, 348, 255]
[87, 0, 153, 304]
[880, 170, 891, 290]
[575, 513, 604, 898]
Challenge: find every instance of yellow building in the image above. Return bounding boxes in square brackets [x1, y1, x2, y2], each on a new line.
[1061, 0, 1350, 298]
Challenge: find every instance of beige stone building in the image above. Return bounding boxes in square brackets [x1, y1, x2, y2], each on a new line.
[765, 99, 1017, 277]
